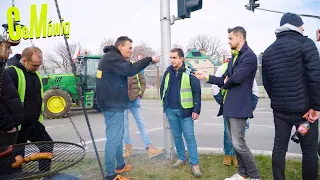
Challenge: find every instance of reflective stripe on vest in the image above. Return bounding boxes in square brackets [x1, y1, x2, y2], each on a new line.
[7, 66, 44, 130]
[161, 71, 194, 109]
[130, 61, 142, 94]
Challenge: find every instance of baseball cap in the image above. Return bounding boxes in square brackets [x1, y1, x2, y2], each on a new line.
[0, 34, 20, 46]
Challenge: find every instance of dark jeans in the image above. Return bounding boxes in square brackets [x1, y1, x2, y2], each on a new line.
[272, 111, 318, 180]
[0, 130, 18, 176]
[16, 121, 53, 172]
[226, 118, 260, 179]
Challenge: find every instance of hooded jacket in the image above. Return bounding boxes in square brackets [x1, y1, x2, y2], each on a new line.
[262, 24, 320, 113]
[96, 46, 152, 112]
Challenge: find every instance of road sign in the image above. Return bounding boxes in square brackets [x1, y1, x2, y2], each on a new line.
[137, 54, 143, 61]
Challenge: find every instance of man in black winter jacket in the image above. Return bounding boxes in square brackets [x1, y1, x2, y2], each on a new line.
[262, 12, 320, 180]
[0, 34, 23, 147]
[0, 34, 23, 176]
[96, 36, 159, 180]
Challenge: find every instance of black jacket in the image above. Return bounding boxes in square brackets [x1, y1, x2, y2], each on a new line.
[0, 60, 23, 131]
[262, 27, 320, 113]
[160, 63, 201, 119]
[96, 46, 152, 112]
[6, 63, 42, 124]
[208, 42, 257, 119]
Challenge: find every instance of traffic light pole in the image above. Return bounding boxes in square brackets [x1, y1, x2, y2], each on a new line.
[160, 0, 175, 160]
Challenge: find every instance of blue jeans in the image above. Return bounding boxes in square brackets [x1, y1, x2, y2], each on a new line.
[223, 116, 236, 156]
[102, 111, 125, 177]
[165, 108, 199, 165]
[123, 99, 151, 149]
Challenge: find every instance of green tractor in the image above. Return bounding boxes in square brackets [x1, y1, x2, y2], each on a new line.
[41, 55, 102, 119]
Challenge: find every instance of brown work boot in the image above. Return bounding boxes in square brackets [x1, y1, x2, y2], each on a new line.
[147, 147, 164, 158]
[115, 164, 131, 174]
[123, 144, 132, 158]
[223, 155, 232, 166]
[232, 156, 238, 167]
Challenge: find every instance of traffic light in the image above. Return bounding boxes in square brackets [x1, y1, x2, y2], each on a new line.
[245, 0, 260, 12]
[177, 0, 202, 19]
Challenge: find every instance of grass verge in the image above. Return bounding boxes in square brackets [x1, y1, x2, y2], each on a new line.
[63, 153, 319, 180]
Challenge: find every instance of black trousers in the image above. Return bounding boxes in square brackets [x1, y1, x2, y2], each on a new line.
[16, 121, 53, 172]
[0, 130, 18, 176]
[272, 111, 318, 180]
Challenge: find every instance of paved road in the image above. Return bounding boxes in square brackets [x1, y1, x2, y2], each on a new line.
[43, 99, 306, 155]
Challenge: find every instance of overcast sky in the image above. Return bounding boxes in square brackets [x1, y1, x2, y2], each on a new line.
[1, 0, 319, 58]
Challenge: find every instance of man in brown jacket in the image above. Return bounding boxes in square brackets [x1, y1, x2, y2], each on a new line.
[123, 59, 164, 158]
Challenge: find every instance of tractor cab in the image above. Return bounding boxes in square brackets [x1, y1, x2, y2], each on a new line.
[76, 55, 101, 109]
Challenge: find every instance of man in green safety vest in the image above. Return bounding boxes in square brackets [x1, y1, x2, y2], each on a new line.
[122, 60, 164, 158]
[6, 46, 53, 172]
[160, 48, 202, 177]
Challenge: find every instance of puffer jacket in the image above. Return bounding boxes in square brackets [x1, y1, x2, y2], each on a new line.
[128, 72, 146, 101]
[262, 24, 320, 113]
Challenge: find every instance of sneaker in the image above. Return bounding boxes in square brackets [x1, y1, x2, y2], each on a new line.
[191, 165, 202, 177]
[224, 173, 250, 180]
[105, 174, 129, 180]
[223, 155, 232, 166]
[123, 144, 132, 158]
[232, 156, 238, 167]
[111, 175, 129, 180]
[115, 164, 131, 174]
[147, 147, 164, 158]
[172, 159, 186, 168]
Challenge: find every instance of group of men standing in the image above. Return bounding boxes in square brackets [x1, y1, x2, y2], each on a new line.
[0, 35, 53, 176]
[97, 12, 320, 180]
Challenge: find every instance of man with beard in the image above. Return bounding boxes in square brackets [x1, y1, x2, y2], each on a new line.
[194, 26, 260, 180]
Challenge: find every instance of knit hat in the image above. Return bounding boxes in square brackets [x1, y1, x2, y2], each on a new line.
[280, 12, 304, 27]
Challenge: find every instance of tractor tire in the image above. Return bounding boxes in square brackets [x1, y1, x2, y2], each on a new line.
[43, 89, 72, 119]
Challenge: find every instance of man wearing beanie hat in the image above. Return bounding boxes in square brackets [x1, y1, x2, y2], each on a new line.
[262, 12, 320, 180]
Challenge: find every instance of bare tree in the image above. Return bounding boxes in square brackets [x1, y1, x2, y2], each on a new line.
[187, 34, 228, 61]
[99, 38, 115, 55]
[44, 42, 89, 73]
[131, 42, 156, 61]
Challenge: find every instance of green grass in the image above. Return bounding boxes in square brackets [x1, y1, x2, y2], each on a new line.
[63, 153, 318, 180]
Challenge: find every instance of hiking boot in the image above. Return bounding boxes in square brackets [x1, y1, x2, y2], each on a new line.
[123, 144, 132, 158]
[232, 156, 238, 167]
[172, 159, 186, 168]
[147, 147, 164, 158]
[191, 164, 202, 177]
[223, 155, 232, 166]
[115, 164, 131, 174]
[224, 173, 250, 180]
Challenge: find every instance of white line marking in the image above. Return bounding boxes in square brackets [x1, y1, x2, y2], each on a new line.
[45, 125, 65, 129]
[135, 127, 163, 134]
[208, 110, 219, 112]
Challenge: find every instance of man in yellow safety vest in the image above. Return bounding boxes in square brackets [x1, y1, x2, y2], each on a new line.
[160, 48, 202, 177]
[6, 46, 53, 172]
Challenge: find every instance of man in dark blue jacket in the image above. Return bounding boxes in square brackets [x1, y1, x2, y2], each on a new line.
[160, 48, 201, 177]
[262, 12, 320, 180]
[194, 27, 260, 180]
[96, 36, 159, 180]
